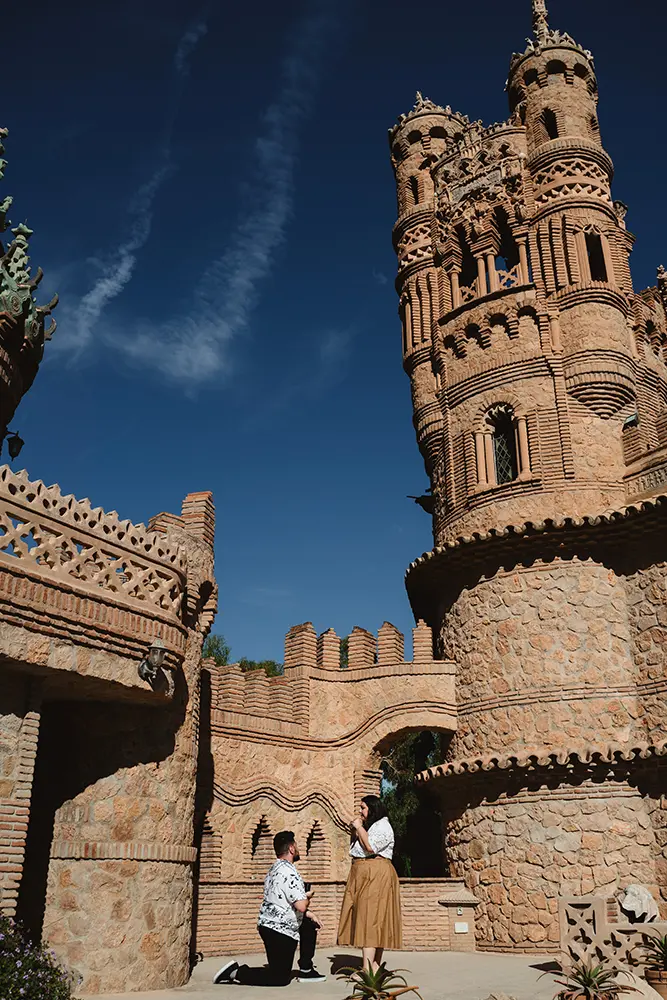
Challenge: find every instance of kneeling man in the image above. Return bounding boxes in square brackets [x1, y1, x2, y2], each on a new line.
[214, 829, 326, 986]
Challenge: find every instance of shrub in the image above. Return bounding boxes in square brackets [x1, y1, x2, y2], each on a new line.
[0, 915, 80, 1000]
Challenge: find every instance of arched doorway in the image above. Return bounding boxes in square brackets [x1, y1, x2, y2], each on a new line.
[371, 727, 453, 877]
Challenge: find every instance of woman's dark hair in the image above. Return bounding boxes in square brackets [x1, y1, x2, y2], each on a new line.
[361, 794, 388, 830]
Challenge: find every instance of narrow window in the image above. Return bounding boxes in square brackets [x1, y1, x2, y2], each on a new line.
[494, 208, 520, 273]
[487, 405, 518, 485]
[585, 232, 607, 282]
[542, 108, 559, 140]
[409, 176, 420, 205]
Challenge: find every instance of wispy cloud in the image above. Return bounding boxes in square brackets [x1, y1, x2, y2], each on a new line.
[113, 0, 339, 383]
[53, 15, 209, 355]
[174, 19, 208, 76]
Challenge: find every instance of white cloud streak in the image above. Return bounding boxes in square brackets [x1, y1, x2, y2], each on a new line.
[174, 20, 208, 77]
[116, 0, 338, 384]
[54, 15, 208, 355]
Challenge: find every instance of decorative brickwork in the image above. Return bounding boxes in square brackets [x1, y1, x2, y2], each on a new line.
[195, 620, 459, 951]
[0, 477, 216, 993]
[390, 0, 667, 955]
[196, 878, 474, 957]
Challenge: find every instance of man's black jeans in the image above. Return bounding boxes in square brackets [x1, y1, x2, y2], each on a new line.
[234, 916, 318, 987]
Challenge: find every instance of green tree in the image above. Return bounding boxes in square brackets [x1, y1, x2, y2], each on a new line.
[202, 634, 283, 676]
[202, 633, 231, 666]
[237, 657, 283, 677]
[380, 731, 447, 877]
[340, 635, 349, 668]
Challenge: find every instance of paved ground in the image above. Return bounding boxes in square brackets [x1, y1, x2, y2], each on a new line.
[86, 948, 563, 999]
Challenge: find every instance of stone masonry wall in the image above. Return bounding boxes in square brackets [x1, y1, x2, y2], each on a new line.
[439, 556, 642, 759]
[442, 776, 659, 951]
[626, 560, 667, 744]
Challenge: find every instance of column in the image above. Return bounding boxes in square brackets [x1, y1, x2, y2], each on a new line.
[516, 416, 531, 477]
[575, 230, 591, 284]
[484, 434, 496, 487]
[474, 432, 487, 487]
[485, 251, 499, 292]
[517, 238, 530, 285]
[450, 270, 461, 309]
[548, 313, 562, 353]
[476, 256, 487, 297]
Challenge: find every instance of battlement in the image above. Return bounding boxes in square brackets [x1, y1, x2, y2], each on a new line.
[207, 619, 456, 737]
[285, 619, 434, 670]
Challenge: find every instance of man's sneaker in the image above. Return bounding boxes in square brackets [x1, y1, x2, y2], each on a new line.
[213, 961, 239, 984]
[297, 967, 327, 982]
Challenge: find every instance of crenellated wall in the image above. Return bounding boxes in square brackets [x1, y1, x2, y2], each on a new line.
[195, 619, 458, 954]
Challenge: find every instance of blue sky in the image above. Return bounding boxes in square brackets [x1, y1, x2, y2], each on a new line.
[4, 0, 666, 661]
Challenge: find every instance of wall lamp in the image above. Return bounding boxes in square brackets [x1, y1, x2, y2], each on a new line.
[1, 430, 24, 461]
[138, 638, 168, 687]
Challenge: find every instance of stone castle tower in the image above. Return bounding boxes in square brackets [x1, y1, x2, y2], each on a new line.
[391, 0, 667, 950]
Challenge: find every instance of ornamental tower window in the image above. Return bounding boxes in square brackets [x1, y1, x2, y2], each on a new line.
[474, 404, 532, 489]
[488, 404, 519, 484]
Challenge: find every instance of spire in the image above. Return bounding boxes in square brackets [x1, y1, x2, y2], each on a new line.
[532, 0, 549, 41]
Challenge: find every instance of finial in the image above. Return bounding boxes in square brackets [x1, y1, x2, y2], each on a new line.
[532, 0, 549, 41]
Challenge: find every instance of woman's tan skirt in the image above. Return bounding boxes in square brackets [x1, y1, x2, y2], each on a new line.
[337, 858, 402, 950]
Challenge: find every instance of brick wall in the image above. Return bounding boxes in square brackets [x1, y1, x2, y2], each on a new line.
[0, 672, 40, 917]
[196, 878, 474, 956]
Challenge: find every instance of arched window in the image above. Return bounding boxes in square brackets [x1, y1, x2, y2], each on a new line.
[541, 108, 559, 140]
[409, 176, 420, 205]
[487, 404, 518, 484]
[585, 232, 607, 282]
[546, 60, 566, 80]
[475, 404, 531, 489]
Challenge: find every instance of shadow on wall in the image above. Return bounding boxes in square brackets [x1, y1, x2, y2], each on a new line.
[190, 669, 214, 969]
[15, 677, 189, 942]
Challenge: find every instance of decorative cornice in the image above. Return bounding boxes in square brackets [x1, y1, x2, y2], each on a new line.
[408, 494, 667, 575]
[509, 29, 595, 76]
[406, 495, 667, 622]
[390, 93, 469, 142]
[50, 840, 197, 863]
[417, 737, 667, 784]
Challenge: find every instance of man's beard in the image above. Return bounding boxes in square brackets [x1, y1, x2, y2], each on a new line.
[293, 851, 300, 863]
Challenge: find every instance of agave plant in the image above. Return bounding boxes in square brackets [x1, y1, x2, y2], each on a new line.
[642, 931, 667, 970]
[548, 960, 637, 1000]
[337, 962, 423, 1000]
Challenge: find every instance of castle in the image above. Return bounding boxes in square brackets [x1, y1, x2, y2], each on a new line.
[0, 0, 666, 992]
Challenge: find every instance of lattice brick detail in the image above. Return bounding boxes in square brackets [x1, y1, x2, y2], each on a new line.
[0, 465, 185, 613]
[560, 897, 667, 969]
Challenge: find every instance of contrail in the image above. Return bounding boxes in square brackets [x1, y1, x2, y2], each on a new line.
[119, 0, 339, 383]
[55, 15, 208, 354]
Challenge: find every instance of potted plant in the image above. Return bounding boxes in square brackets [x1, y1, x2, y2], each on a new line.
[337, 962, 422, 999]
[642, 931, 667, 999]
[547, 960, 637, 1000]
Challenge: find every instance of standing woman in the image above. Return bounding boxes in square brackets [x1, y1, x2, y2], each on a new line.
[337, 795, 402, 972]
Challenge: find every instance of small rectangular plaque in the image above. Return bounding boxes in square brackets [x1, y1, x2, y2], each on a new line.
[454, 921, 469, 934]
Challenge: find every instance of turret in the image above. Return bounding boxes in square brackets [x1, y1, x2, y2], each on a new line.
[389, 0, 641, 547]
